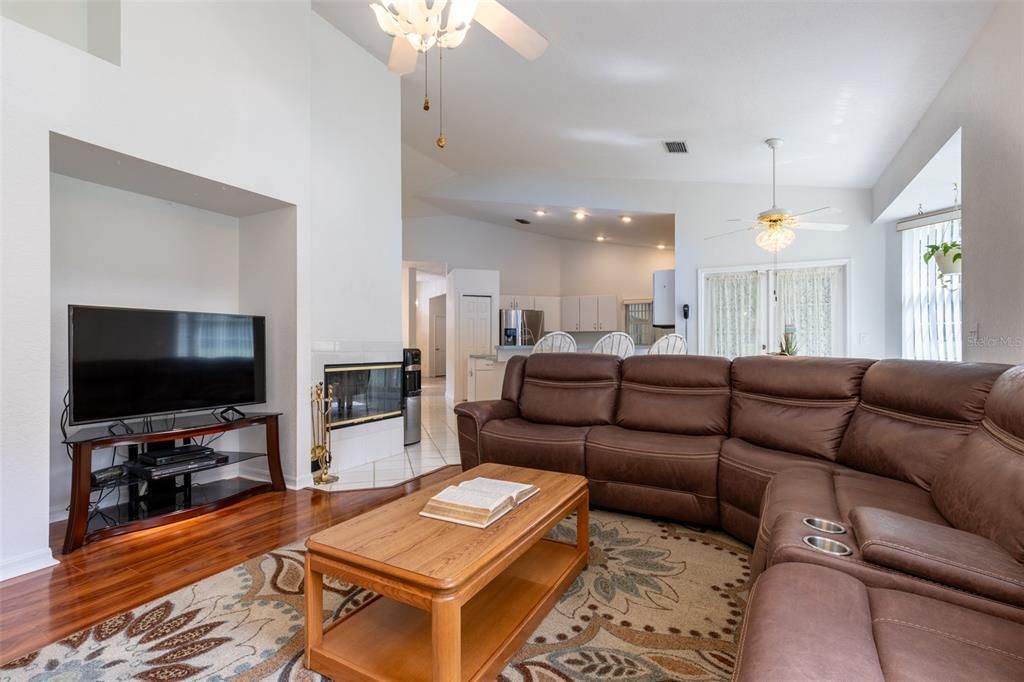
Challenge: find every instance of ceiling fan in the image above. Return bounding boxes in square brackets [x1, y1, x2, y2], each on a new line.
[707, 138, 848, 253]
[372, 0, 549, 75]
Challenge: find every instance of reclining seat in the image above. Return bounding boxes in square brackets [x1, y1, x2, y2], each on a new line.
[455, 353, 621, 474]
[753, 361, 1023, 623]
[717, 356, 875, 544]
[585, 355, 731, 526]
[735, 563, 1024, 681]
[751, 359, 1007, 574]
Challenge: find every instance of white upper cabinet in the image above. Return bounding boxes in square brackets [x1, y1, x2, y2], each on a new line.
[598, 295, 619, 331]
[499, 294, 535, 310]
[579, 295, 599, 331]
[534, 295, 561, 333]
[561, 296, 581, 331]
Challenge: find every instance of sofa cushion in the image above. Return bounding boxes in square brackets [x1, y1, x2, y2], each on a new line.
[518, 353, 621, 426]
[932, 365, 1024, 562]
[734, 563, 884, 682]
[836, 359, 1007, 489]
[735, 563, 1024, 682]
[730, 356, 874, 461]
[478, 418, 589, 474]
[616, 355, 731, 435]
[750, 465, 949, 577]
[586, 425, 721, 498]
[717, 437, 837, 544]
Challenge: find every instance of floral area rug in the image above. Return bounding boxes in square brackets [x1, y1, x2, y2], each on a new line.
[1, 510, 750, 681]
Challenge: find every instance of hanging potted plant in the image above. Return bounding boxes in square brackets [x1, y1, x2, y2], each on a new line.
[923, 241, 962, 282]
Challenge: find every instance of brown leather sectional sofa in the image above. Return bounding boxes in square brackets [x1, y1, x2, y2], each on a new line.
[454, 352, 1024, 679]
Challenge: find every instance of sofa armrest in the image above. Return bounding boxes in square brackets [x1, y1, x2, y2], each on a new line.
[850, 507, 1024, 607]
[453, 399, 519, 470]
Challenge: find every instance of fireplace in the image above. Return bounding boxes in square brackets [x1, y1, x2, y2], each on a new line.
[324, 362, 403, 429]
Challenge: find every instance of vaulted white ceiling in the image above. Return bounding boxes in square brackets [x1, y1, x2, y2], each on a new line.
[315, 1, 992, 189]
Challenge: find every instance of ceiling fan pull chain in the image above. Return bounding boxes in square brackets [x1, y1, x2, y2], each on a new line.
[436, 48, 447, 148]
[423, 49, 430, 111]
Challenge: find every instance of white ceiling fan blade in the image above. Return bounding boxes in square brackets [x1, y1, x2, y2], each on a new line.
[795, 221, 849, 232]
[474, 0, 549, 60]
[790, 206, 830, 218]
[706, 225, 758, 240]
[388, 35, 418, 75]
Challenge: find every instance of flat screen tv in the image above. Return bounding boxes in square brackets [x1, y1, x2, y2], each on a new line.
[69, 305, 266, 425]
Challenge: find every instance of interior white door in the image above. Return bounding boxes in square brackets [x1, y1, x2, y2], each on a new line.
[432, 314, 446, 376]
[579, 295, 599, 331]
[597, 295, 619, 331]
[459, 295, 492, 400]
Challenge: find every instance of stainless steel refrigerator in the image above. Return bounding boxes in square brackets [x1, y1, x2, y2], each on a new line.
[499, 309, 545, 346]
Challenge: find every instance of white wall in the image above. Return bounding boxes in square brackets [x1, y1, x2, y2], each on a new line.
[872, 2, 1024, 363]
[416, 276, 446, 376]
[446, 269, 499, 402]
[410, 173, 894, 358]
[1, 3, 401, 579]
[310, 13, 404, 471]
[405, 215, 563, 295]
[48, 174, 246, 520]
[404, 214, 673, 300]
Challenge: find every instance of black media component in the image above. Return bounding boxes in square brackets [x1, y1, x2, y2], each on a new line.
[68, 305, 266, 425]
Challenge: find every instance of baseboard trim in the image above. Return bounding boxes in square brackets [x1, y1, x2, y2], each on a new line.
[0, 547, 58, 582]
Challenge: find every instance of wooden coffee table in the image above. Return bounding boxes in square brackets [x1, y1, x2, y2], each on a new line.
[304, 463, 589, 681]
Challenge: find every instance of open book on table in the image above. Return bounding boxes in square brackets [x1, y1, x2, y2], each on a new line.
[419, 477, 540, 528]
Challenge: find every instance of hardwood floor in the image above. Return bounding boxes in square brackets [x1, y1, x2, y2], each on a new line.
[0, 466, 462, 664]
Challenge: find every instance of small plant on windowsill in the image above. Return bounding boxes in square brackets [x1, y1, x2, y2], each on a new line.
[774, 325, 798, 356]
[923, 241, 962, 287]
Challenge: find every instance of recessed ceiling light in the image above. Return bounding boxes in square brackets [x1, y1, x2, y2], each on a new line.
[574, 210, 587, 221]
[657, 244, 666, 250]
[534, 209, 547, 216]
[595, 235, 606, 242]
[620, 215, 632, 224]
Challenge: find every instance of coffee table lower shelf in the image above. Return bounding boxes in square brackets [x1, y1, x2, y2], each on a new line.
[308, 538, 585, 682]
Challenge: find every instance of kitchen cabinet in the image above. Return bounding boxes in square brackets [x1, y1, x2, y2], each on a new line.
[598, 295, 619, 331]
[561, 294, 620, 332]
[579, 295, 599, 331]
[499, 294, 534, 310]
[467, 356, 504, 401]
[534, 296, 561, 333]
[561, 296, 581, 332]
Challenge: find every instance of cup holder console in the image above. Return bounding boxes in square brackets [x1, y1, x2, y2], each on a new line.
[802, 535, 853, 557]
[801, 517, 846, 534]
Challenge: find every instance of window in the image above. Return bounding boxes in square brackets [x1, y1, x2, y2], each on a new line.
[699, 261, 848, 359]
[624, 301, 669, 346]
[901, 218, 961, 361]
[702, 271, 762, 358]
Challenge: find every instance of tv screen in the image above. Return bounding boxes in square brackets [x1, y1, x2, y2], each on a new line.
[69, 306, 266, 425]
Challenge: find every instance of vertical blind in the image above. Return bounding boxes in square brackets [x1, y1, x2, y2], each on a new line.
[902, 220, 962, 361]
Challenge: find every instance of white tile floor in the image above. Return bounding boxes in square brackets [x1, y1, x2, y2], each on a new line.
[317, 377, 460, 491]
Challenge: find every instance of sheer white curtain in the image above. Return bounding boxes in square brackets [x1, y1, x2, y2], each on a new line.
[703, 271, 761, 358]
[775, 266, 844, 357]
[902, 220, 962, 360]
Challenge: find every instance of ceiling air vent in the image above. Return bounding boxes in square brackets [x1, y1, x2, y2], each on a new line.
[664, 141, 688, 154]
[515, 218, 531, 225]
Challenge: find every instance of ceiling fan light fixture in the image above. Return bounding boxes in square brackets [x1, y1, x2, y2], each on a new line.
[755, 226, 796, 253]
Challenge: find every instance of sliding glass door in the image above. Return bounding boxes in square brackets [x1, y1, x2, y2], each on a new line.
[700, 261, 848, 358]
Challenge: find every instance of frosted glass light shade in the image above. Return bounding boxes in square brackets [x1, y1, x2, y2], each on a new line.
[755, 227, 796, 253]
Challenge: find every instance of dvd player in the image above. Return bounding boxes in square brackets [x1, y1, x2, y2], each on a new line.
[131, 453, 228, 480]
[138, 444, 214, 466]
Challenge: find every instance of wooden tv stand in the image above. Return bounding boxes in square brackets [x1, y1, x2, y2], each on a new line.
[62, 412, 285, 553]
